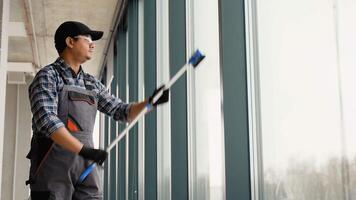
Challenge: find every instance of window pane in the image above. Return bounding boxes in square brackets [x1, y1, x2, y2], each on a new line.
[336, 0, 356, 198]
[254, 0, 354, 199]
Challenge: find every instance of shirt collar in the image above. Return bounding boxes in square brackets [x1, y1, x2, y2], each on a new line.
[55, 57, 84, 78]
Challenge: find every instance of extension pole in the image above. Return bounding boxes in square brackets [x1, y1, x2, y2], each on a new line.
[78, 49, 205, 183]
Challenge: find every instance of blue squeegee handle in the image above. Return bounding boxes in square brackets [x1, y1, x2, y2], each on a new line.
[78, 162, 96, 183]
[78, 49, 205, 184]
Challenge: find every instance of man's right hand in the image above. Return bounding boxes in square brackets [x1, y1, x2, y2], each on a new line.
[149, 85, 169, 107]
[79, 145, 108, 165]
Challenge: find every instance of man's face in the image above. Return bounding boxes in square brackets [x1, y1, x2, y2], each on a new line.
[72, 35, 95, 63]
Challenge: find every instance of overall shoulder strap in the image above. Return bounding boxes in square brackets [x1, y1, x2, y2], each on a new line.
[53, 64, 69, 85]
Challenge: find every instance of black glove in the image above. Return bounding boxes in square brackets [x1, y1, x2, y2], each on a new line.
[79, 146, 108, 165]
[148, 85, 169, 107]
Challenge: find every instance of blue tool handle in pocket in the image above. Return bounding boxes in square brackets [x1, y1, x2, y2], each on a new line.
[79, 163, 96, 183]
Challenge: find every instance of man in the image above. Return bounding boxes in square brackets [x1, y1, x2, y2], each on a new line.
[26, 21, 169, 199]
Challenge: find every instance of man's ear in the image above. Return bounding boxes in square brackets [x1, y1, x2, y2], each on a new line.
[65, 37, 74, 48]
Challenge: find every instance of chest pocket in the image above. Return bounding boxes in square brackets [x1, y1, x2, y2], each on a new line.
[65, 89, 98, 134]
[68, 91, 95, 105]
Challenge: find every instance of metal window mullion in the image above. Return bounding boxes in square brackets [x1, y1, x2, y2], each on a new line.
[156, 0, 172, 199]
[185, 0, 197, 199]
[107, 74, 112, 200]
[104, 116, 110, 200]
[110, 41, 118, 200]
[220, 0, 251, 198]
[107, 117, 112, 200]
[244, 0, 264, 199]
[143, 0, 158, 198]
[12, 85, 20, 200]
[114, 30, 119, 200]
[125, 30, 130, 200]
[217, 2, 228, 199]
[128, 1, 139, 198]
[138, 0, 145, 199]
[115, 61, 120, 199]
[99, 68, 106, 193]
[117, 27, 127, 200]
[99, 112, 106, 190]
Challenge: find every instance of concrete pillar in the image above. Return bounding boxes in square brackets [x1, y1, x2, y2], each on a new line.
[1, 84, 17, 200]
[1, 82, 32, 200]
[0, 0, 10, 197]
[13, 83, 31, 199]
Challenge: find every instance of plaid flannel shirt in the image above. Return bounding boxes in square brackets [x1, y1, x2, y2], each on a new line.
[29, 57, 131, 137]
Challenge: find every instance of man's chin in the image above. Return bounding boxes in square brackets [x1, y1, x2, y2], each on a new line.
[80, 56, 91, 64]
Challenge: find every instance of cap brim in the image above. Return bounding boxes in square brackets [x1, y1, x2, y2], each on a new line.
[89, 31, 104, 41]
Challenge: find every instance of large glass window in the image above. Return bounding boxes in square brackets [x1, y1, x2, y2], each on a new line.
[254, 0, 356, 199]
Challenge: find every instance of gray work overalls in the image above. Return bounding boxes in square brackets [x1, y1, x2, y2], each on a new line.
[27, 65, 102, 200]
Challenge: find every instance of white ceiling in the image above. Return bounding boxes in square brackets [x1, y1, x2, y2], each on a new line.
[8, 0, 122, 78]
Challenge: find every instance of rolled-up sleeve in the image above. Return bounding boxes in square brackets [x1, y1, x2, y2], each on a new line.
[96, 80, 131, 122]
[29, 68, 64, 137]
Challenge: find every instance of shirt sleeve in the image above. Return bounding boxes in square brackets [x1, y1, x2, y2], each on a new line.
[28, 68, 64, 137]
[96, 80, 131, 122]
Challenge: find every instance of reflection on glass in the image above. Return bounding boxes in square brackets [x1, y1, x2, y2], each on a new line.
[193, 47, 225, 200]
[254, 0, 356, 199]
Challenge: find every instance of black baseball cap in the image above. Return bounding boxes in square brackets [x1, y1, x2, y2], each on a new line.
[54, 21, 104, 53]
